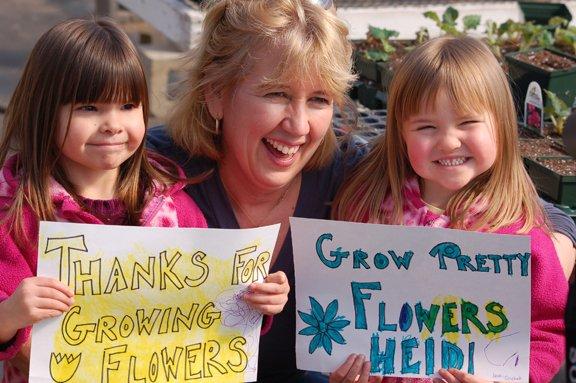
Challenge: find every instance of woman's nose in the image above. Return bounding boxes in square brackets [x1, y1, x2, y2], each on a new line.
[284, 102, 310, 136]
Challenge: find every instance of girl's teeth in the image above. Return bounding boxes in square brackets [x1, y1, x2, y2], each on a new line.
[265, 138, 299, 155]
[437, 158, 466, 166]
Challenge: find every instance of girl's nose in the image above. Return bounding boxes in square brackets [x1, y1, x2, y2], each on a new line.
[100, 112, 122, 134]
[438, 130, 462, 153]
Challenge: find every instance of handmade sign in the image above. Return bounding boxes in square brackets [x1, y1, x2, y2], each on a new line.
[291, 218, 531, 382]
[30, 221, 280, 383]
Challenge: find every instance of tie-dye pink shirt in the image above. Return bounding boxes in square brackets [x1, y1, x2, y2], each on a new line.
[370, 178, 567, 383]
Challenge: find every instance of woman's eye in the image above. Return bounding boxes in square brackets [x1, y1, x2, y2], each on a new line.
[310, 96, 330, 105]
[266, 92, 289, 99]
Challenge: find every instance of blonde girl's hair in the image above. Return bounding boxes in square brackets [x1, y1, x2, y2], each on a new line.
[333, 36, 546, 233]
[0, 18, 175, 241]
[168, 0, 356, 169]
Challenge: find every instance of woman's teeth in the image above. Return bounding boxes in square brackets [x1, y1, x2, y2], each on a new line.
[265, 138, 300, 155]
[437, 157, 466, 166]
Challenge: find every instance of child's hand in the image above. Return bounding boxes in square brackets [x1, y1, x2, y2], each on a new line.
[242, 271, 289, 315]
[3, 277, 74, 331]
[434, 368, 493, 383]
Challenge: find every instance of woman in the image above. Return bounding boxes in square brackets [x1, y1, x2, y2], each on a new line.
[147, 1, 576, 382]
[148, 0, 357, 381]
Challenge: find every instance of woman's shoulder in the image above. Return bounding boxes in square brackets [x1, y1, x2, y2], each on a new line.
[146, 125, 215, 177]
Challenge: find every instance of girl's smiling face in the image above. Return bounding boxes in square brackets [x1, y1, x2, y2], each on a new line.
[403, 89, 498, 208]
[57, 102, 145, 195]
[210, 47, 334, 192]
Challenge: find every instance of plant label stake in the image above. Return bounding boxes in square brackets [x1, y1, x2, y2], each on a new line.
[524, 81, 544, 135]
[564, 110, 576, 157]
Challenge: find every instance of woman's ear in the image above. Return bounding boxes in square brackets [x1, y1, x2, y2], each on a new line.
[205, 85, 224, 120]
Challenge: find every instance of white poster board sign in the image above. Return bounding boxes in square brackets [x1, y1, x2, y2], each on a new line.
[30, 221, 280, 383]
[291, 218, 531, 382]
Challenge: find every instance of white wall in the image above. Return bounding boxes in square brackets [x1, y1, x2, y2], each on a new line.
[337, 2, 522, 40]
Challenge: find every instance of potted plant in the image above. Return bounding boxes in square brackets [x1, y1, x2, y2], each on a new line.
[520, 90, 575, 207]
[423, 6, 481, 37]
[354, 26, 400, 83]
[354, 26, 414, 109]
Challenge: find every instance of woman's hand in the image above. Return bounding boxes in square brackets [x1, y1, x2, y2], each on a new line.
[329, 354, 382, 383]
[0, 277, 74, 343]
[242, 271, 290, 315]
[433, 368, 493, 383]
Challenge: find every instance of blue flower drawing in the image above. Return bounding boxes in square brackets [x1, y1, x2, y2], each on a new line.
[297, 296, 350, 355]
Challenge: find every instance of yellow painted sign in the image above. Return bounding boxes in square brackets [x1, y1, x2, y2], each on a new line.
[30, 222, 279, 383]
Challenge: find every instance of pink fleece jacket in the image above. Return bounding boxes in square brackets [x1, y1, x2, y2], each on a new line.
[0, 153, 207, 382]
[375, 178, 567, 383]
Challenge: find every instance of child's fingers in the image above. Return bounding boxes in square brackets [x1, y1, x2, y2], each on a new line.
[34, 277, 74, 297]
[247, 281, 288, 295]
[248, 273, 289, 295]
[36, 296, 73, 313]
[38, 287, 74, 306]
[243, 292, 287, 306]
[264, 271, 287, 285]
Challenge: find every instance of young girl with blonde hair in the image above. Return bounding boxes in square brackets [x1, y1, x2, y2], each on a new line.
[0, 18, 287, 382]
[333, 36, 567, 383]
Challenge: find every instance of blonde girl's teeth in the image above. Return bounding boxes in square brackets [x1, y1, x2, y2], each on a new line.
[438, 158, 465, 166]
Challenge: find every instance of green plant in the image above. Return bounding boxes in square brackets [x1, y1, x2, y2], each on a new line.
[423, 6, 481, 36]
[553, 19, 576, 55]
[543, 89, 570, 134]
[363, 26, 400, 62]
[415, 27, 430, 46]
[518, 22, 554, 51]
[485, 18, 555, 59]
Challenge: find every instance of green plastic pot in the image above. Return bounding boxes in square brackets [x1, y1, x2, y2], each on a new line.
[519, 2, 572, 25]
[505, 48, 576, 110]
[524, 156, 576, 207]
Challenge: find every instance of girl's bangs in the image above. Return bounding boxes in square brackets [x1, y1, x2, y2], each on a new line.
[64, 47, 146, 106]
[396, 58, 492, 122]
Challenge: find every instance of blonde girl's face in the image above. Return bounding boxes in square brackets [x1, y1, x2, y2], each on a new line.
[56, 102, 145, 195]
[402, 90, 498, 209]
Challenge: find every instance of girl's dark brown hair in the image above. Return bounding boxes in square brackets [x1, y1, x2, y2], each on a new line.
[0, 18, 174, 240]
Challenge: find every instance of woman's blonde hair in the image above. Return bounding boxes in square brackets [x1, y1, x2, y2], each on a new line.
[0, 18, 176, 240]
[168, 0, 356, 169]
[333, 36, 545, 233]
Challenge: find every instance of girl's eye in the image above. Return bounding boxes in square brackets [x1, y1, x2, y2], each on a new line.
[121, 103, 138, 110]
[462, 119, 482, 126]
[416, 125, 435, 131]
[77, 105, 97, 112]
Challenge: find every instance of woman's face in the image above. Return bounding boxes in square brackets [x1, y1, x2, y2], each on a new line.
[212, 48, 334, 192]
